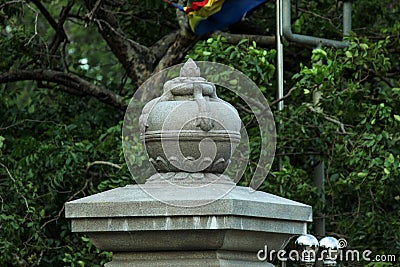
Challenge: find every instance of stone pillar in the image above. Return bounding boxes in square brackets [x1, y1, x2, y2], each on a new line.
[65, 182, 311, 266]
[65, 60, 312, 266]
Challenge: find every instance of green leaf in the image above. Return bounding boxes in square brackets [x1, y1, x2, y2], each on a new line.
[238, 39, 248, 46]
[359, 43, 369, 50]
[229, 79, 238, 85]
[0, 136, 4, 150]
[28, 104, 35, 114]
[394, 114, 400, 122]
[345, 51, 353, 58]
[387, 153, 395, 164]
[357, 172, 368, 178]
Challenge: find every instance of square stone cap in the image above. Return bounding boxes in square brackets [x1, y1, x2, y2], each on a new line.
[65, 184, 312, 223]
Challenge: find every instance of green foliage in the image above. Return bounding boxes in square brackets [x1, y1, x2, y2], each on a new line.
[115, 0, 178, 46]
[189, 36, 276, 93]
[1, 0, 400, 265]
[281, 36, 400, 254]
[62, 236, 112, 267]
[188, 30, 400, 256]
[0, 20, 33, 71]
[0, 86, 130, 265]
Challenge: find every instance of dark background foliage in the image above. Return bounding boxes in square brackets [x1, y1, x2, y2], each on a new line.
[0, 0, 399, 265]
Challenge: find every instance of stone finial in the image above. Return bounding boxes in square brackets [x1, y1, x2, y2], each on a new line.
[140, 58, 241, 176]
[180, 58, 200, 77]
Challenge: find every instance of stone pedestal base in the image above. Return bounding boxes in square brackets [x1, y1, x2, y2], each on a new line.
[65, 183, 312, 266]
[107, 251, 273, 267]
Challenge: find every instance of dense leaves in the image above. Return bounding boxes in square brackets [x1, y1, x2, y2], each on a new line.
[1, 0, 399, 266]
[0, 87, 129, 265]
[283, 36, 400, 255]
[187, 34, 400, 260]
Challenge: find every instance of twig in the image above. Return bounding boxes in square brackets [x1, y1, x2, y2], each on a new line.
[234, 87, 296, 121]
[25, 12, 38, 45]
[236, 103, 253, 114]
[22, 2, 40, 46]
[270, 86, 297, 106]
[0, 119, 57, 131]
[0, 194, 4, 212]
[85, 0, 103, 26]
[275, 151, 321, 157]
[297, 7, 340, 34]
[39, 177, 90, 231]
[86, 160, 122, 172]
[37, 249, 44, 266]
[306, 103, 347, 133]
[0, 0, 25, 10]
[368, 68, 395, 88]
[297, 8, 334, 23]
[30, 0, 58, 31]
[0, 162, 29, 210]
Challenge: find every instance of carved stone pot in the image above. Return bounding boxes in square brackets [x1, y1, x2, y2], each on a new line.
[139, 59, 241, 174]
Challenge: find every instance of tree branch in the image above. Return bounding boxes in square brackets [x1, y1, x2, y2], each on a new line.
[30, 0, 60, 33]
[367, 68, 395, 88]
[150, 30, 180, 61]
[176, 0, 187, 31]
[49, 1, 74, 55]
[154, 29, 199, 72]
[214, 32, 276, 47]
[30, 0, 71, 67]
[270, 87, 297, 106]
[86, 160, 122, 172]
[84, 0, 155, 86]
[306, 103, 348, 133]
[0, 69, 127, 110]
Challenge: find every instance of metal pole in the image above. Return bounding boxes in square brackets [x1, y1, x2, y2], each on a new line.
[312, 46, 326, 238]
[313, 160, 326, 237]
[343, 1, 352, 36]
[276, 0, 284, 112]
[276, 0, 284, 173]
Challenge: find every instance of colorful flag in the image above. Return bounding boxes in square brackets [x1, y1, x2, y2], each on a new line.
[164, 0, 269, 35]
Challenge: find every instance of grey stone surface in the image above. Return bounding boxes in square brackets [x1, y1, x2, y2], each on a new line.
[66, 184, 312, 222]
[86, 230, 294, 252]
[66, 184, 311, 266]
[106, 251, 274, 267]
[138, 59, 241, 174]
